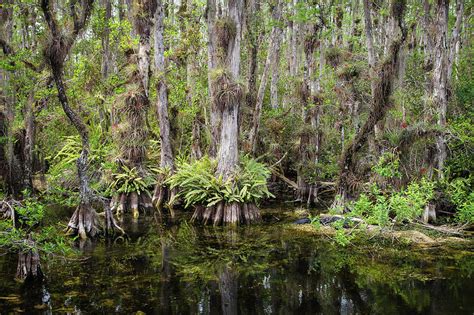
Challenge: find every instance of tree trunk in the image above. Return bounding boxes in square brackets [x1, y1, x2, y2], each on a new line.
[298, 21, 323, 206]
[289, 0, 299, 78]
[333, 0, 407, 210]
[191, 0, 260, 225]
[207, 0, 219, 157]
[101, 0, 112, 79]
[51, 65, 98, 239]
[23, 92, 35, 191]
[432, 0, 449, 179]
[216, 0, 243, 179]
[448, 0, 464, 80]
[270, 30, 282, 109]
[152, 0, 177, 214]
[41, 0, 104, 239]
[245, 0, 259, 112]
[248, 1, 282, 154]
[0, 0, 15, 194]
[135, 0, 154, 97]
[335, 5, 344, 46]
[422, 0, 436, 177]
[363, 0, 379, 154]
[363, 0, 376, 89]
[154, 2, 173, 170]
[348, 0, 360, 52]
[184, 1, 202, 160]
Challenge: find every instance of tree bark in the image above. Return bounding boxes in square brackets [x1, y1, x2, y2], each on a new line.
[207, 0, 219, 157]
[0, 0, 15, 194]
[153, 2, 173, 171]
[348, 0, 360, 52]
[101, 0, 112, 79]
[248, 1, 282, 154]
[23, 93, 35, 191]
[363, 0, 376, 90]
[134, 0, 155, 97]
[152, 0, 177, 214]
[270, 29, 282, 109]
[192, 0, 260, 225]
[289, 0, 299, 78]
[183, 0, 202, 160]
[333, 0, 407, 209]
[448, 0, 464, 80]
[41, 0, 101, 239]
[363, 0, 379, 154]
[245, 0, 259, 112]
[216, 0, 243, 178]
[432, 0, 449, 179]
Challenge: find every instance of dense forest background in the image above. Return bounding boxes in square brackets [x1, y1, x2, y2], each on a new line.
[0, 0, 472, 249]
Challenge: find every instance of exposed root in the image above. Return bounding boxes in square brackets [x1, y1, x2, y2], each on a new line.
[130, 192, 139, 218]
[116, 193, 127, 215]
[0, 198, 21, 228]
[152, 180, 177, 218]
[16, 235, 43, 282]
[191, 202, 261, 226]
[296, 182, 321, 206]
[68, 195, 124, 239]
[112, 191, 154, 218]
[101, 196, 125, 236]
[66, 202, 100, 240]
[191, 205, 205, 222]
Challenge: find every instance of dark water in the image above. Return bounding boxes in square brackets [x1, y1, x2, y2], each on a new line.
[0, 208, 473, 314]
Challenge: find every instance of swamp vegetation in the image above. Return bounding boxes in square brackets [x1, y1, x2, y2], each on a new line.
[0, 0, 473, 313]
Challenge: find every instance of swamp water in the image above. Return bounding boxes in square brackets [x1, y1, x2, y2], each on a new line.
[0, 207, 473, 314]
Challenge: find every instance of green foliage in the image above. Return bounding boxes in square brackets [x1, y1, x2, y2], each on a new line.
[372, 152, 401, 179]
[14, 199, 46, 228]
[310, 215, 321, 229]
[349, 179, 435, 225]
[107, 165, 155, 196]
[167, 156, 274, 208]
[394, 179, 434, 221]
[446, 115, 474, 178]
[47, 122, 113, 193]
[332, 220, 355, 247]
[445, 177, 474, 224]
[0, 199, 75, 255]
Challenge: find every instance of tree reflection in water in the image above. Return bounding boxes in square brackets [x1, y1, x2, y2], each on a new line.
[0, 215, 472, 314]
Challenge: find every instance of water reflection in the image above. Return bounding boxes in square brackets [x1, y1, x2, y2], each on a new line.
[0, 213, 473, 314]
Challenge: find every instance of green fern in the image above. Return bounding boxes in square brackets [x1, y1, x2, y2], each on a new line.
[107, 165, 155, 196]
[166, 155, 274, 208]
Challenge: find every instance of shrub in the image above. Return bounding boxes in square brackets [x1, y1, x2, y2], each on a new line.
[372, 152, 401, 179]
[445, 177, 474, 224]
[47, 123, 113, 192]
[348, 179, 435, 225]
[166, 155, 274, 208]
[106, 165, 156, 196]
[0, 198, 74, 255]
